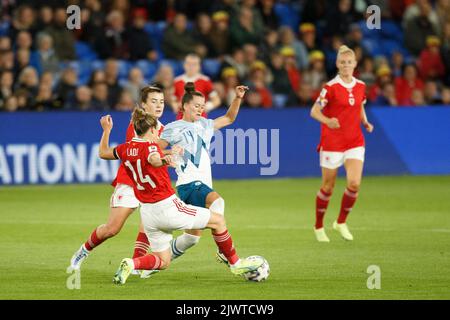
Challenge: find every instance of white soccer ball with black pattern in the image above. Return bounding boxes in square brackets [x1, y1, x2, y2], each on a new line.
[244, 256, 270, 282]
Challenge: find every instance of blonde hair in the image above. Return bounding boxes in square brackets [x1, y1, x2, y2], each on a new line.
[337, 45, 355, 59]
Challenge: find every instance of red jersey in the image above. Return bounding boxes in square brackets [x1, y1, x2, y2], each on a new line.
[111, 121, 164, 187]
[174, 74, 215, 119]
[114, 138, 175, 203]
[316, 75, 366, 152]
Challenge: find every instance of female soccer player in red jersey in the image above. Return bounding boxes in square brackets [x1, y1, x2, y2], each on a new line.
[310, 45, 374, 242]
[97, 109, 263, 284]
[69, 85, 167, 271]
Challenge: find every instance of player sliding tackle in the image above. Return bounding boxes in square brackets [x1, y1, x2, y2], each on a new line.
[98, 108, 263, 284]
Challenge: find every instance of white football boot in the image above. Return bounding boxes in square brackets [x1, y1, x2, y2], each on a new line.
[333, 221, 354, 241]
[314, 228, 330, 242]
[69, 245, 89, 270]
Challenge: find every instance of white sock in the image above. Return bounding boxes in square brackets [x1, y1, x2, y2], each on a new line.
[171, 233, 201, 260]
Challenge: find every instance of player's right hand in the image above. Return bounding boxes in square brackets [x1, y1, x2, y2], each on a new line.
[326, 117, 340, 129]
[100, 115, 113, 131]
[162, 155, 177, 168]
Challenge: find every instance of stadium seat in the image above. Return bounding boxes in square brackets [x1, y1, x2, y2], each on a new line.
[0, 21, 10, 36]
[75, 41, 98, 61]
[362, 38, 384, 57]
[358, 20, 382, 40]
[380, 39, 402, 57]
[135, 60, 157, 79]
[63, 61, 92, 85]
[90, 60, 105, 71]
[380, 20, 403, 43]
[202, 59, 221, 79]
[274, 3, 300, 31]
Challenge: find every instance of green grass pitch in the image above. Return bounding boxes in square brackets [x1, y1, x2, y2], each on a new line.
[0, 176, 449, 300]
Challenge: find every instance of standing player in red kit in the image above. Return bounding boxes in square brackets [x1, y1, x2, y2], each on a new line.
[69, 86, 167, 271]
[310, 45, 374, 242]
[97, 109, 264, 284]
[173, 53, 221, 119]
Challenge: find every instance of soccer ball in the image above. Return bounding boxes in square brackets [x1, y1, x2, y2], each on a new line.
[243, 255, 270, 282]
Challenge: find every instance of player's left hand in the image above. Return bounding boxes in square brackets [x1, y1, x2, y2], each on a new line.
[364, 122, 374, 133]
[100, 115, 113, 131]
[235, 86, 249, 99]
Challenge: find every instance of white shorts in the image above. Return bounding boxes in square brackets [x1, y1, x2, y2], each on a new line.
[320, 147, 365, 169]
[140, 194, 211, 252]
[110, 184, 139, 209]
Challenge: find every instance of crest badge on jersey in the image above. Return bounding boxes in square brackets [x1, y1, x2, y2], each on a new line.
[348, 90, 355, 106]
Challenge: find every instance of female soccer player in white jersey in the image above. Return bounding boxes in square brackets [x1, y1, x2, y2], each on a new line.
[310, 45, 374, 242]
[69, 85, 167, 271]
[156, 82, 248, 264]
[97, 108, 263, 284]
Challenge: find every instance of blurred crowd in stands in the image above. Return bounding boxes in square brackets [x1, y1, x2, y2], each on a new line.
[0, 0, 449, 113]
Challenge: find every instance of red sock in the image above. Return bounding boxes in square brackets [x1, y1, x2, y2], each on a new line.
[84, 228, 105, 251]
[315, 189, 332, 229]
[133, 254, 162, 270]
[133, 232, 150, 258]
[213, 230, 239, 265]
[337, 188, 358, 224]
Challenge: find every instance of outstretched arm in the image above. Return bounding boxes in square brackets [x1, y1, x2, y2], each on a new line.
[213, 86, 248, 130]
[98, 115, 117, 160]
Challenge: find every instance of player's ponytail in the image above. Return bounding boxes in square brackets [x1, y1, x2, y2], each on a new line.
[132, 107, 157, 136]
[337, 45, 355, 59]
[181, 82, 204, 112]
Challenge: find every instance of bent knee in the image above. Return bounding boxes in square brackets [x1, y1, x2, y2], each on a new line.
[347, 180, 361, 191]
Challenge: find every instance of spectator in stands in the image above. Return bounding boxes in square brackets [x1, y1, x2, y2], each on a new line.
[3, 95, 19, 112]
[372, 82, 398, 106]
[442, 22, 450, 86]
[55, 67, 78, 107]
[411, 88, 426, 106]
[436, 0, 450, 30]
[0, 71, 14, 107]
[257, 0, 279, 30]
[0, 50, 14, 73]
[243, 43, 259, 79]
[98, 10, 129, 59]
[293, 81, 314, 107]
[66, 86, 93, 111]
[109, 0, 130, 18]
[404, 1, 439, 56]
[229, 7, 262, 49]
[115, 89, 135, 111]
[35, 6, 53, 31]
[152, 63, 176, 109]
[368, 65, 393, 102]
[162, 13, 204, 60]
[34, 82, 60, 111]
[81, 0, 106, 47]
[15, 88, 30, 111]
[299, 23, 318, 52]
[9, 5, 36, 40]
[269, 52, 292, 103]
[417, 36, 445, 80]
[391, 51, 405, 77]
[279, 26, 309, 71]
[128, 8, 158, 62]
[441, 87, 450, 104]
[209, 11, 231, 58]
[15, 66, 39, 107]
[34, 32, 60, 75]
[15, 31, 33, 51]
[403, 0, 440, 36]
[259, 29, 279, 66]
[40, 71, 54, 90]
[395, 64, 424, 106]
[280, 46, 301, 94]
[358, 56, 376, 88]
[219, 67, 240, 106]
[0, 36, 11, 51]
[123, 67, 145, 102]
[14, 49, 30, 79]
[423, 79, 442, 104]
[324, 0, 357, 37]
[88, 69, 106, 87]
[45, 7, 76, 60]
[104, 59, 122, 108]
[210, 0, 238, 17]
[303, 50, 327, 93]
[90, 82, 110, 110]
[193, 13, 217, 58]
[245, 60, 272, 109]
[221, 48, 247, 80]
[173, 53, 221, 116]
[239, 0, 265, 35]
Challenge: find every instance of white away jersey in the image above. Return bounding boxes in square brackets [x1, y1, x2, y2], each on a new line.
[161, 118, 214, 188]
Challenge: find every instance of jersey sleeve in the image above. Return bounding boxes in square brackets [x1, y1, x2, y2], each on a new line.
[146, 143, 161, 163]
[125, 122, 135, 142]
[315, 84, 332, 109]
[114, 143, 127, 160]
[160, 123, 178, 146]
